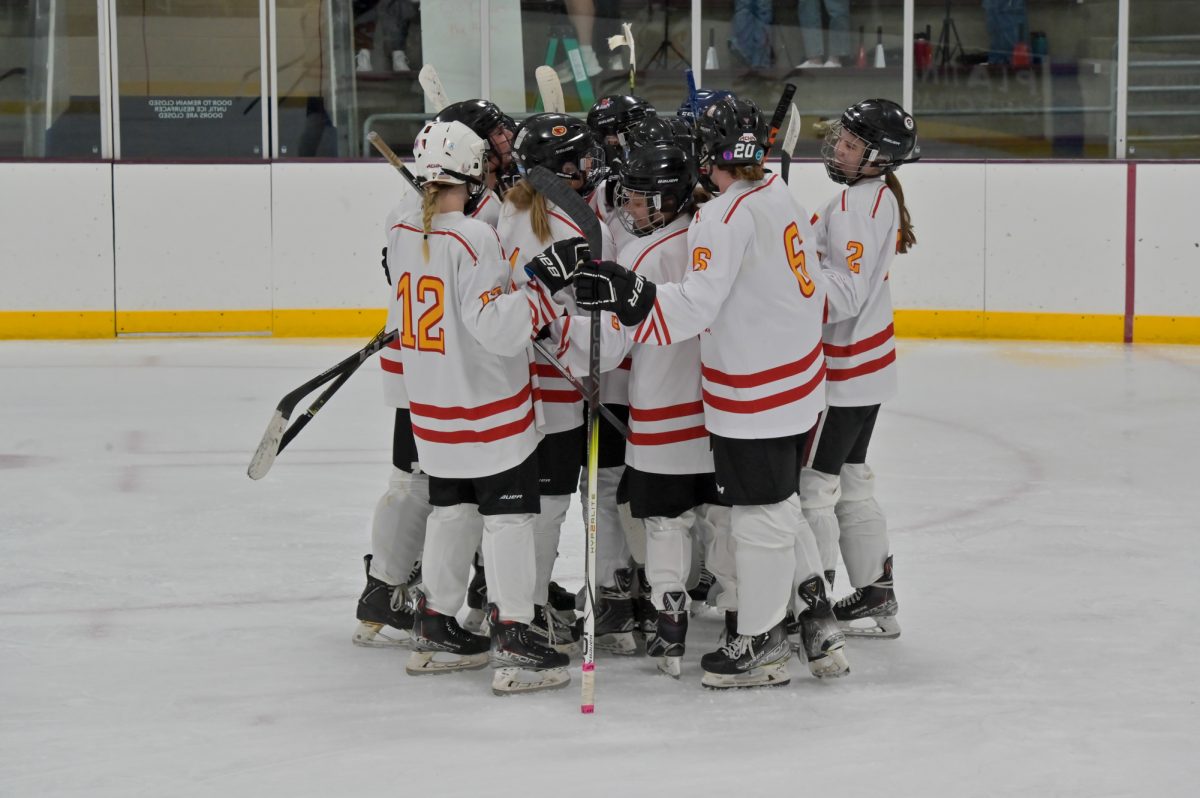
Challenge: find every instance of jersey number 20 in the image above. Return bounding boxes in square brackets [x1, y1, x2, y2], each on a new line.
[784, 222, 815, 298]
[395, 273, 445, 354]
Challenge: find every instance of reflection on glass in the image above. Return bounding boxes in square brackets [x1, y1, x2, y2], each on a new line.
[913, 0, 1118, 158]
[113, 0, 263, 158]
[0, 1, 102, 158]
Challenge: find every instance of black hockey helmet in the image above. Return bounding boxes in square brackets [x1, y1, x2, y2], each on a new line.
[676, 88, 736, 122]
[614, 143, 698, 237]
[512, 113, 605, 194]
[587, 95, 655, 168]
[823, 98, 920, 184]
[701, 97, 769, 169]
[435, 99, 515, 174]
[626, 116, 697, 156]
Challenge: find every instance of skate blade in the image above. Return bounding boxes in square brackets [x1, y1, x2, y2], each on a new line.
[808, 647, 851, 679]
[461, 608, 487, 635]
[491, 666, 571, 696]
[657, 655, 682, 679]
[596, 632, 637, 656]
[839, 616, 900, 639]
[405, 650, 489, 675]
[701, 661, 790, 690]
[352, 621, 412, 649]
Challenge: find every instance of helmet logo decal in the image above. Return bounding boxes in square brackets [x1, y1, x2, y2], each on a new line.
[903, 115, 914, 130]
[551, 125, 568, 136]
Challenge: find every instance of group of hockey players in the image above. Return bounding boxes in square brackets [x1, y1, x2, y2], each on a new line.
[350, 82, 920, 696]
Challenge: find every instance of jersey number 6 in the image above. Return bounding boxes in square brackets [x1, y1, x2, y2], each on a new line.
[396, 273, 446, 354]
[784, 222, 815, 298]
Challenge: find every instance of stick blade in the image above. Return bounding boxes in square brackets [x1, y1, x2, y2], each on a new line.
[535, 65, 566, 113]
[418, 64, 450, 112]
[783, 103, 802, 156]
[247, 410, 287, 480]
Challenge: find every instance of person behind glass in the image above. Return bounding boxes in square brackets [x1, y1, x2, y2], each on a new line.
[353, 0, 419, 73]
[390, 120, 575, 692]
[434, 99, 517, 228]
[729, 0, 773, 70]
[574, 98, 849, 688]
[796, 0, 851, 68]
[498, 114, 625, 653]
[800, 99, 918, 641]
[982, 0, 1028, 66]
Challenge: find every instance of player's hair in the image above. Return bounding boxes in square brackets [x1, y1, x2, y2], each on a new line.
[421, 182, 445, 262]
[886, 172, 916, 253]
[717, 164, 765, 182]
[505, 179, 552, 243]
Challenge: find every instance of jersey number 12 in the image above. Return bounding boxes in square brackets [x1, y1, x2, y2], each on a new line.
[395, 273, 445, 354]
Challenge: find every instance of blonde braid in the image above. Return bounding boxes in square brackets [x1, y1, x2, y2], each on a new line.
[421, 184, 443, 262]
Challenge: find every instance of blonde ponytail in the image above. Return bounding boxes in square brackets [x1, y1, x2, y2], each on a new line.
[504, 179, 552, 244]
[421, 183, 444, 262]
[885, 172, 916, 254]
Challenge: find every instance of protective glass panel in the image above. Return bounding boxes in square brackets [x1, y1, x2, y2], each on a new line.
[1126, 4, 1200, 159]
[912, 0, 1119, 158]
[494, 0, 692, 121]
[113, 0, 264, 158]
[276, 0, 480, 159]
[0, 1, 102, 158]
[700, 0, 904, 160]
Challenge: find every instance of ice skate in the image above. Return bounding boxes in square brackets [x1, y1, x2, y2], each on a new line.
[546, 581, 578, 614]
[796, 576, 850, 679]
[700, 619, 791, 690]
[352, 554, 414, 648]
[488, 606, 571, 696]
[646, 591, 688, 678]
[406, 594, 490, 675]
[834, 555, 900, 639]
[529, 603, 580, 654]
[687, 566, 715, 611]
[633, 567, 658, 641]
[586, 568, 637, 654]
[462, 558, 488, 634]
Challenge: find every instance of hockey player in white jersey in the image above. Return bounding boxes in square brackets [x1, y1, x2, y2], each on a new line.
[586, 94, 656, 255]
[433, 99, 516, 227]
[388, 120, 575, 694]
[497, 113, 634, 655]
[575, 98, 849, 688]
[800, 99, 919, 640]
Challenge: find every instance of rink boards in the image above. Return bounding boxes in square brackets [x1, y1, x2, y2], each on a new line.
[1, 159, 1197, 343]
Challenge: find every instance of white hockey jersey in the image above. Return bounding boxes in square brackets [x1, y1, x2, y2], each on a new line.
[380, 190, 424, 409]
[811, 178, 899, 407]
[468, 188, 502, 228]
[497, 193, 617, 434]
[386, 208, 550, 479]
[547, 215, 712, 475]
[641, 175, 827, 440]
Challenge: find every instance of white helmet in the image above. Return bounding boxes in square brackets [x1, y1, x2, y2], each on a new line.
[412, 120, 487, 192]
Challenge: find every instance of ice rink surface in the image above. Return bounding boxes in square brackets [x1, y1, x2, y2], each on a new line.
[2, 337, 1198, 797]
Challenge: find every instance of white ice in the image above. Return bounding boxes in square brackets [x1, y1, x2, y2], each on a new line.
[2, 338, 1198, 797]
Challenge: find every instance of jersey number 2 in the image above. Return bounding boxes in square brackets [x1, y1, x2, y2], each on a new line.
[396, 273, 445, 354]
[784, 222, 815, 298]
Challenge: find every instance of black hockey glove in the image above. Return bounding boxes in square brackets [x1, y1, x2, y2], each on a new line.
[524, 237, 590, 294]
[575, 260, 656, 326]
[381, 246, 392, 286]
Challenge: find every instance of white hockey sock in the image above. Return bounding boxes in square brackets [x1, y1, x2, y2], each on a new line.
[697, 503, 736, 610]
[533, 493, 570, 606]
[730, 497, 801, 635]
[481, 513, 537, 624]
[420, 503, 483, 617]
[799, 467, 842, 575]
[644, 510, 694, 608]
[581, 465, 630, 587]
[619, 501, 647, 566]
[837, 463, 890, 588]
[369, 467, 431, 586]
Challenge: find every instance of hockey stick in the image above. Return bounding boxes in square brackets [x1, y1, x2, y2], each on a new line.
[530, 340, 629, 438]
[606, 22, 636, 91]
[367, 130, 422, 193]
[535, 65, 566, 114]
[418, 64, 450, 112]
[780, 103, 801, 184]
[524, 164, 602, 713]
[247, 328, 399, 480]
[765, 83, 797, 155]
